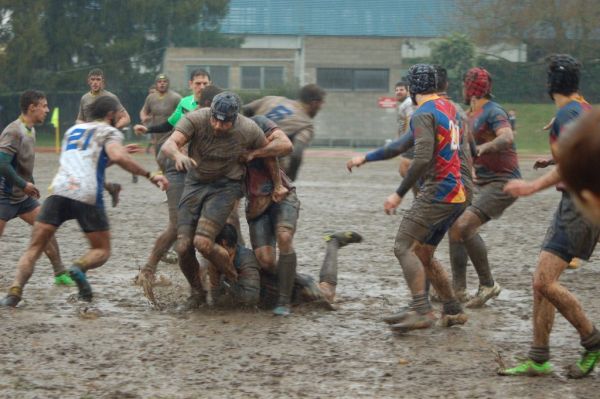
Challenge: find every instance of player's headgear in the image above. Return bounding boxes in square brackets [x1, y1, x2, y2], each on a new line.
[155, 73, 169, 81]
[463, 67, 492, 104]
[211, 91, 241, 123]
[407, 64, 437, 95]
[547, 54, 581, 99]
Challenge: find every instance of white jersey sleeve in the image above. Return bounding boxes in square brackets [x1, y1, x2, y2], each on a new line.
[49, 122, 123, 207]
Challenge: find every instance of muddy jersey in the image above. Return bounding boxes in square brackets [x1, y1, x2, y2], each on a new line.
[49, 121, 123, 207]
[244, 96, 314, 144]
[142, 90, 182, 141]
[77, 90, 125, 122]
[470, 101, 520, 183]
[245, 116, 294, 215]
[174, 108, 266, 183]
[397, 96, 415, 136]
[408, 96, 465, 204]
[0, 118, 36, 203]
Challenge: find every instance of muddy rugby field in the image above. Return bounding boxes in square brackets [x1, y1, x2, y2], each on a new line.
[1, 151, 600, 398]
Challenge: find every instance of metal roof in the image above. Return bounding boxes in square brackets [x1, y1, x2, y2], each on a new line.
[220, 0, 461, 38]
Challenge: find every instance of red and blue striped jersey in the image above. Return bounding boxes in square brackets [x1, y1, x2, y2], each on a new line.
[410, 96, 465, 204]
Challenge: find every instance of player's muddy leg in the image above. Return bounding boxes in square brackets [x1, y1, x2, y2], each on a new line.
[68, 230, 111, 302]
[273, 226, 296, 316]
[226, 201, 245, 246]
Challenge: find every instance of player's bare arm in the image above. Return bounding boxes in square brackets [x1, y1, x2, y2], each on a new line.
[244, 128, 292, 162]
[105, 142, 168, 190]
[114, 109, 131, 129]
[161, 130, 196, 172]
[503, 167, 561, 197]
[264, 157, 288, 203]
[477, 126, 514, 156]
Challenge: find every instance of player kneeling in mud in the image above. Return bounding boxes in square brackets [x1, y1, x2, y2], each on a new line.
[206, 223, 362, 310]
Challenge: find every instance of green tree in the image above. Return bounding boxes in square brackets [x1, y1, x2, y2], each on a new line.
[0, 0, 238, 93]
[429, 33, 476, 81]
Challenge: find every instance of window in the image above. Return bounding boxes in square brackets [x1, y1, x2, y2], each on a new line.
[241, 66, 285, 89]
[185, 65, 229, 88]
[317, 68, 389, 91]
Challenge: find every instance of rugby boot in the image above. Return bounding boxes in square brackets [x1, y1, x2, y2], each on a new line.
[317, 281, 336, 304]
[389, 310, 436, 333]
[0, 286, 22, 307]
[439, 311, 468, 327]
[455, 288, 472, 303]
[105, 182, 122, 208]
[497, 359, 553, 376]
[69, 266, 93, 302]
[568, 258, 581, 269]
[466, 282, 502, 308]
[272, 305, 291, 317]
[567, 350, 600, 379]
[324, 231, 363, 248]
[54, 271, 75, 286]
[177, 292, 206, 311]
[382, 306, 412, 325]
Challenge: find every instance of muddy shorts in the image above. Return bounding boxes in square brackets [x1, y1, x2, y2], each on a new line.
[542, 192, 600, 262]
[468, 180, 516, 222]
[248, 190, 300, 249]
[164, 168, 185, 226]
[37, 195, 109, 233]
[177, 178, 243, 242]
[398, 198, 466, 246]
[0, 196, 39, 221]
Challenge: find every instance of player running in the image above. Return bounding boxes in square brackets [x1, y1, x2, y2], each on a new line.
[0, 90, 73, 286]
[0, 96, 168, 307]
[499, 55, 600, 378]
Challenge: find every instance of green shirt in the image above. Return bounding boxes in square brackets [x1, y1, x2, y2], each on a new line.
[167, 95, 197, 126]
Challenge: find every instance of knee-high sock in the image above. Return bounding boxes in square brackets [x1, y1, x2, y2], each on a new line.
[449, 241, 468, 291]
[464, 233, 494, 287]
[319, 240, 339, 286]
[277, 252, 297, 306]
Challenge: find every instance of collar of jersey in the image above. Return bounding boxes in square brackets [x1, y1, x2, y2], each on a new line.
[19, 115, 34, 135]
[417, 94, 440, 108]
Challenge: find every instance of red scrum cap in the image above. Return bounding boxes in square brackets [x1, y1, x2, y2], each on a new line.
[463, 67, 492, 100]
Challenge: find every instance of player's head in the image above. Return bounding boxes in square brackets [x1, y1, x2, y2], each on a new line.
[434, 65, 448, 93]
[148, 84, 157, 95]
[407, 63, 437, 105]
[198, 85, 223, 108]
[155, 73, 170, 93]
[555, 108, 600, 225]
[210, 91, 241, 133]
[20, 90, 49, 124]
[87, 68, 105, 93]
[463, 67, 492, 105]
[189, 69, 211, 99]
[546, 54, 581, 100]
[215, 223, 238, 257]
[395, 80, 409, 102]
[88, 95, 120, 126]
[299, 84, 326, 118]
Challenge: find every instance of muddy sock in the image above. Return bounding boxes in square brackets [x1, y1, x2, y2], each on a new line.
[449, 241, 468, 292]
[464, 234, 494, 287]
[528, 346, 550, 364]
[319, 240, 339, 286]
[442, 300, 462, 315]
[410, 293, 432, 314]
[277, 252, 297, 306]
[581, 327, 600, 351]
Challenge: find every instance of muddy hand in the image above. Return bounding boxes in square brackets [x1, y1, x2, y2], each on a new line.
[23, 182, 40, 199]
[175, 154, 197, 172]
[271, 185, 289, 203]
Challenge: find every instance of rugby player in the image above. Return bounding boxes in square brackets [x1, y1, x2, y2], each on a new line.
[242, 84, 326, 181]
[160, 92, 272, 308]
[0, 96, 168, 307]
[395, 80, 417, 188]
[0, 90, 73, 286]
[447, 67, 520, 308]
[500, 55, 600, 378]
[381, 64, 468, 332]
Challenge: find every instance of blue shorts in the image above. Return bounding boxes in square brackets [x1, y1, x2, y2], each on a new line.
[542, 192, 600, 262]
[0, 196, 39, 221]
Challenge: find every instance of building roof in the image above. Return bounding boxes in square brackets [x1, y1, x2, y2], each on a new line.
[220, 0, 461, 38]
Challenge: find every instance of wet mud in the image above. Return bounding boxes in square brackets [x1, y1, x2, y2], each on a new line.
[1, 152, 600, 398]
